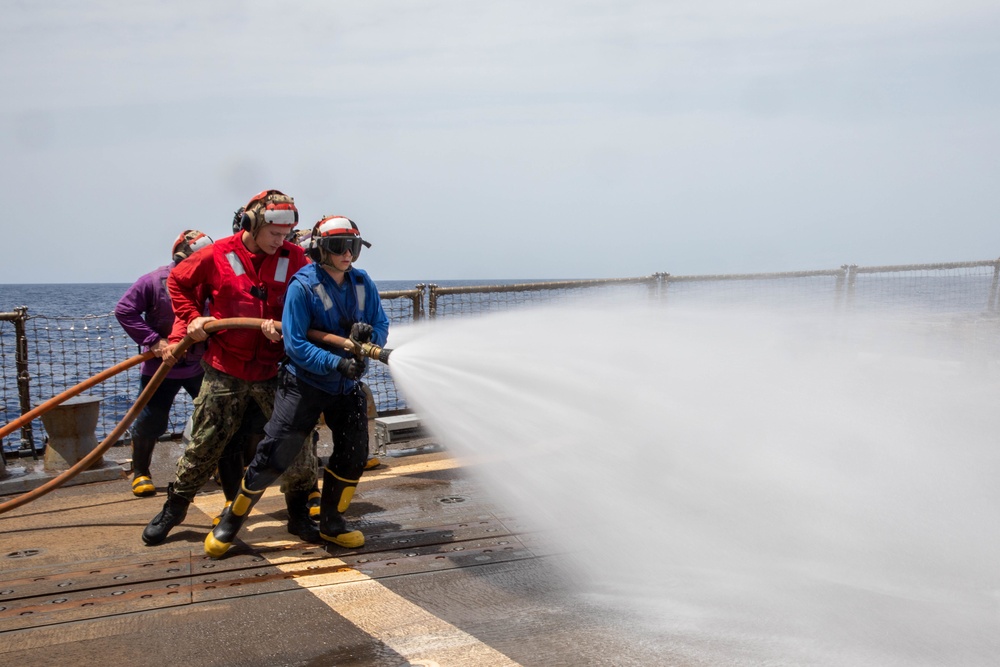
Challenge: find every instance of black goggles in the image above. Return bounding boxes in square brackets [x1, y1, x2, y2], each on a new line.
[316, 236, 363, 257]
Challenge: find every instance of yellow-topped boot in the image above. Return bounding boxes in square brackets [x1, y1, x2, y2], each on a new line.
[285, 490, 321, 543]
[204, 482, 263, 558]
[130, 436, 157, 497]
[131, 475, 156, 497]
[318, 469, 364, 549]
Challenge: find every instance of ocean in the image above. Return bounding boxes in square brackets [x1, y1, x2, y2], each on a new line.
[0, 280, 519, 318]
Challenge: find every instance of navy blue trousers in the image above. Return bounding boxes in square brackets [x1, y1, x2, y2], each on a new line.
[131, 373, 203, 476]
[245, 367, 368, 492]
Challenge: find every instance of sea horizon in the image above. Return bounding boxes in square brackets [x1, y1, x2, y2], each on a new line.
[0, 279, 568, 318]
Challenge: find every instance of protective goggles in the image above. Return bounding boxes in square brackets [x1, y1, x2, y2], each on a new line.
[316, 236, 363, 257]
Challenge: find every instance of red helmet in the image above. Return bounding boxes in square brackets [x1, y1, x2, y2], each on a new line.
[172, 230, 213, 263]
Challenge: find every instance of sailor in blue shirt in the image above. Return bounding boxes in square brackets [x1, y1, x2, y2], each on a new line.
[206, 215, 390, 558]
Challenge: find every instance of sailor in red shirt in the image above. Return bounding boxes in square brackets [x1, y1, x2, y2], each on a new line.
[142, 189, 320, 547]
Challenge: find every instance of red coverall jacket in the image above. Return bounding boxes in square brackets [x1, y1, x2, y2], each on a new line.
[168, 232, 308, 382]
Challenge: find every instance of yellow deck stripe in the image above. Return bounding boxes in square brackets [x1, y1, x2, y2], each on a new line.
[294, 570, 522, 667]
[193, 456, 519, 664]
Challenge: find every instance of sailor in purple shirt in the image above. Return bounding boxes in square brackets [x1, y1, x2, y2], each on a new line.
[115, 230, 212, 497]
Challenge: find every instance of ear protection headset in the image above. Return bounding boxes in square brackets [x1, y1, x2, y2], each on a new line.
[239, 207, 255, 232]
[305, 240, 325, 264]
[232, 207, 246, 234]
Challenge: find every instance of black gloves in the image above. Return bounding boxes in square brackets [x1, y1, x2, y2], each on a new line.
[338, 323, 372, 379]
[350, 322, 373, 344]
[336, 356, 367, 380]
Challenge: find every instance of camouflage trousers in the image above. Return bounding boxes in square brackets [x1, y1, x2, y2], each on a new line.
[173, 365, 317, 500]
[278, 431, 319, 494]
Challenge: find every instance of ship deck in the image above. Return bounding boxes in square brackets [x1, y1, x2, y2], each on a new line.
[0, 434, 691, 667]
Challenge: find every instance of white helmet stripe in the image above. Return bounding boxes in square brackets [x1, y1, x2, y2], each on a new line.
[188, 235, 212, 253]
[264, 207, 297, 226]
[316, 217, 358, 236]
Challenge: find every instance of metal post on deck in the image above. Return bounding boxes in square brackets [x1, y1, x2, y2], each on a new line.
[645, 273, 658, 299]
[842, 264, 858, 310]
[413, 284, 426, 321]
[12, 307, 37, 458]
[427, 284, 439, 320]
[833, 266, 848, 311]
[660, 273, 672, 304]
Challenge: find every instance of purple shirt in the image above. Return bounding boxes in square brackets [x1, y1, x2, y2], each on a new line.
[115, 263, 205, 378]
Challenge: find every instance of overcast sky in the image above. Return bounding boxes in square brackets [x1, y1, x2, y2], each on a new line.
[2, 1, 998, 284]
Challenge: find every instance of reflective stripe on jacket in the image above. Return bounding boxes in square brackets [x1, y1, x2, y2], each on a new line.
[168, 232, 307, 382]
[282, 264, 390, 395]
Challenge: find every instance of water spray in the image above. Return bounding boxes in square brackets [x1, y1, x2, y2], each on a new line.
[387, 301, 1000, 665]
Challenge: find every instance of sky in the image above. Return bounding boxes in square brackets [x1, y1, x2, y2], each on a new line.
[1, 1, 998, 284]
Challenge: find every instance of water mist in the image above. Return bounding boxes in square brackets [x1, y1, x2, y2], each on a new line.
[386, 298, 1000, 666]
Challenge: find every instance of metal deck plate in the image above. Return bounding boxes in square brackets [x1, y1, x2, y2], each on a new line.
[0, 513, 538, 632]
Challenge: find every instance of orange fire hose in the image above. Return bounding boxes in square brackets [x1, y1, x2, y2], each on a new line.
[0, 317, 391, 515]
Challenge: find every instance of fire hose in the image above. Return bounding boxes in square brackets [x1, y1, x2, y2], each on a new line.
[0, 317, 392, 515]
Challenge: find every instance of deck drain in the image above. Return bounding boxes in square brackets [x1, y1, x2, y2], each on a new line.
[5, 549, 41, 559]
[438, 496, 466, 504]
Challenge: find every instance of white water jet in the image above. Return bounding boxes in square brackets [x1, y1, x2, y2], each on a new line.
[386, 298, 1000, 666]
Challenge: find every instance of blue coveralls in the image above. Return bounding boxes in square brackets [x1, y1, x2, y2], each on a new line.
[243, 263, 390, 490]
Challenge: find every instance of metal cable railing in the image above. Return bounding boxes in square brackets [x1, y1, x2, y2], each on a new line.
[3, 258, 999, 456]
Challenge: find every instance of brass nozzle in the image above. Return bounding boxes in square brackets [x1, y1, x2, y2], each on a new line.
[360, 342, 392, 364]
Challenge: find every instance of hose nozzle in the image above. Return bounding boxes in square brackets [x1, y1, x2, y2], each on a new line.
[360, 342, 392, 364]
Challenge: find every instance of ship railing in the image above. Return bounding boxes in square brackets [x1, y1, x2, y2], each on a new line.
[2, 258, 999, 458]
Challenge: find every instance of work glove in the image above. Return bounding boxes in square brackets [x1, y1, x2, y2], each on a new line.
[336, 356, 368, 380]
[349, 322, 373, 345]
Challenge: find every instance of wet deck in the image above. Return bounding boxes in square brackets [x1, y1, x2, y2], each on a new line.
[0, 436, 690, 667]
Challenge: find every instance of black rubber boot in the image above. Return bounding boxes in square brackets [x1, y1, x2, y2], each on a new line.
[306, 484, 321, 519]
[142, 483, 191, 545]
[211, 501, 232, 527]
[285, 490, 321, 543]
[213, 446, 245, 527]
[204, 482, 264, 558]
[131, 436, 157, 497]
[131, 435, 156, 479]
[216, 451, 246, 503]
[318, 469, 364, 549]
